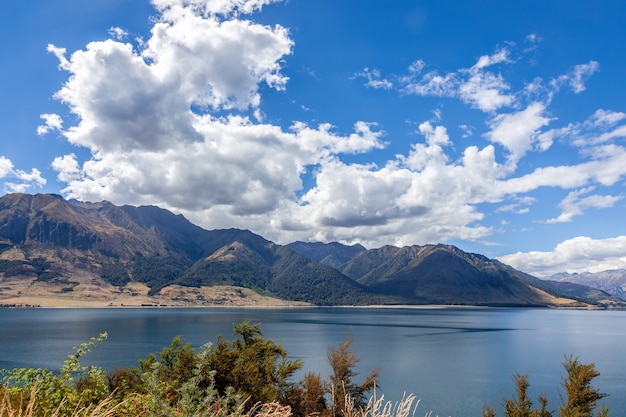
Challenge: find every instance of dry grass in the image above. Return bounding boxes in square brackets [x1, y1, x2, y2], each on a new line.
[248, 403, 294, 417]
[0, 387, 297, 417]
[2, 384, 423, 417]
[0, 386, 125, 417]
[0, 283, 310, 308]
[1, 387, 34, 417]
[344, 393, 429, 417]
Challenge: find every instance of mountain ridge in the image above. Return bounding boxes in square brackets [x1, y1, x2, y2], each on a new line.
[543, 270, 626, 301]
[0, 193, 618, 308]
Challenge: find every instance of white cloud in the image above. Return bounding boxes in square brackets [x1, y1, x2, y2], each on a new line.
[547, 108, 626, 147]
[484, 102, 553, 162]
[51, 154, 82, 183]
[40, 2, 626, 253]
[458, 70, 513, 112]
[569, 61, 600, 93]
[525, 33, 540, 43]
[545, 187, 623, 223]
[402, 70, 458, 97]
[277, 125, 507, 247]
[400, 48, 514, 112]
[6, 169, 47, 193]
[0, 156, 47, 193]
[588, 109, 626, 127]
[290, 121, 386, 155]
[354, 68, 393, 89]
[0, 156, 13, 178]
[285, 156, 495, 247]
[151, 0, 280, 18]
[459, 124, 474, 138]
[47, 44, 70, 70]
[459, 49, 514, 112]
[47, 0, 389, 221]
[496, 196, 535, 214]
[550, 60, 599, 94]
[37, 113, 63, 136]
[49, 3, 293, 154]
[583, 124, 626, 146]
[498, 236, 626, 276]
[108, 27, 128, 40]
[502, 145, 626, 193]
[408, 59, 425, 74]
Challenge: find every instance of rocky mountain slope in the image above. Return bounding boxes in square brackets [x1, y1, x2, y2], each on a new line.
[543, 270, 626, 301]
[289, 242, 620, 307]
[0, 193, 610, 308]
[0, 193, 373, 306]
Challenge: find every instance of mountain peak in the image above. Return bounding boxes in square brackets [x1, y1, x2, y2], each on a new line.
[0, 193, 608, 308]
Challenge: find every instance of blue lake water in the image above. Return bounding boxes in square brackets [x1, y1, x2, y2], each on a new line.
[0, 307, 624, 416]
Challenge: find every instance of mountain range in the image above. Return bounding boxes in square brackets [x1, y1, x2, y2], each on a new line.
[0, 193, 621, 308]
[544, 270, 626, 301]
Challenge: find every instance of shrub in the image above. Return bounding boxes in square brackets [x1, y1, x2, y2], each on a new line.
[327, 334, 379, 416]
[196, 322, 302, 408]
[483, 355, 608, 417]
[1, 333, 109, 416]
[136, 322, 301, 414]
[1, 323, 610, 417]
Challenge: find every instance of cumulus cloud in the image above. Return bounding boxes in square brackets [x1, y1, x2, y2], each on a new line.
[484, 102, 553, 163]
[0, 157, 12, 178]
[458, 49, 514, 112]
[498, 236, 626, 276]
[37, 113, 64, 136]
[545, 187, 623, 223]
[38, 1, 626, 268]
[281, 156, 494, 247]
[0, 156, 46, 193]
[51, 154, 82, 183]
[43, 0, 388, 218]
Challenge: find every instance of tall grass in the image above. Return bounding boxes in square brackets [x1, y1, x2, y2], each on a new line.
[1, 385, 422, 417]
[1, 385, 125, 417]
[344, 393, 428, 417]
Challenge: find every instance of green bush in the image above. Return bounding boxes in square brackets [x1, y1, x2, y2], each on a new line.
[483, 356, 608, 417]
[1, 333, 109, 416]
[0, 323, 611, 417]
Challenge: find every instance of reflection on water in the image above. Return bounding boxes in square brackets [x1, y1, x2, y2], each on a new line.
[1, 307, 625, 416]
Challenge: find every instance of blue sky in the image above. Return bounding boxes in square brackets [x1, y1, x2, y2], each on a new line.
[2, 0, 626, 276]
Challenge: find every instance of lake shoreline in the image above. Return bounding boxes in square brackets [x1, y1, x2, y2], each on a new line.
[0, 284, 607, 310]
[0, 299, 606, 310]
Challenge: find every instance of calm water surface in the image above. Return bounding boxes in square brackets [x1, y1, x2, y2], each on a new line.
[0, 307, 624, 416]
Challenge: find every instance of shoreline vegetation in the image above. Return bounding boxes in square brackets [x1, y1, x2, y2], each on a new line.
[0, 285, 312, 308]
[0, 322, 610, 417]
[0, 284, 604, 309]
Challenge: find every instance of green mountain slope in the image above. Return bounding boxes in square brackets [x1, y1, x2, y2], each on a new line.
[1, 193, 609, 307]
[0, 193, 376, 305]
[289, 241, 610, 307]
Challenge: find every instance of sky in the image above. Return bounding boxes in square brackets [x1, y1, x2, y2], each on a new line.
[1, 0, 626, 277]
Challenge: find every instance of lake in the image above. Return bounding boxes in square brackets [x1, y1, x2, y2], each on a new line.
[0, 307, 624, 416]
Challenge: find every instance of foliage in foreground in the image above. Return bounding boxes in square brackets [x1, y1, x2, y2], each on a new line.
[483, 356, 609, 417]
[0, 323, 611, 417]
[1, 322, 377, 417]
